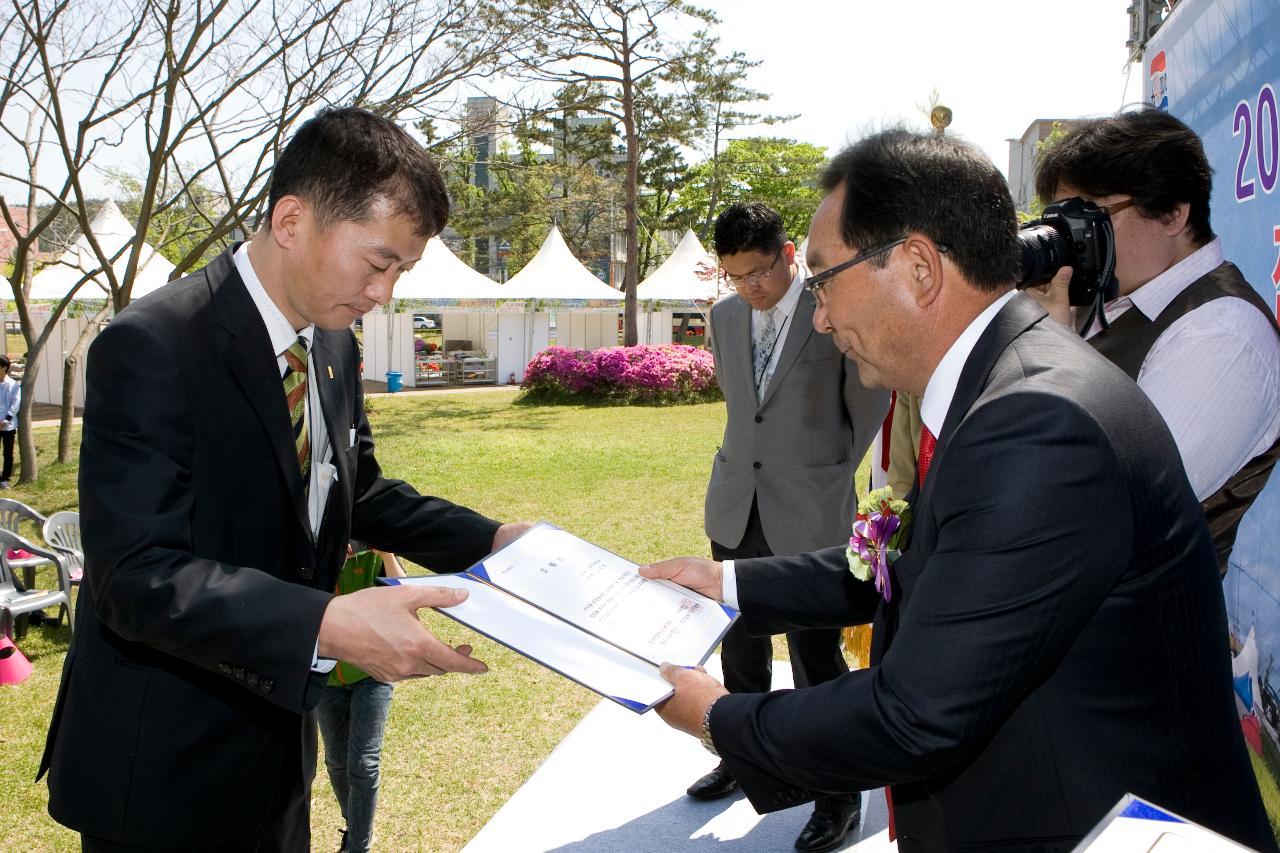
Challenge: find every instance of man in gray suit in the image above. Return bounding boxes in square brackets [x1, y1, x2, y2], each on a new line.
[693, 201, 889, 852]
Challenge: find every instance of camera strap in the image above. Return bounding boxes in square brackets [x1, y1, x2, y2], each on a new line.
[1078, 233, 1119, 338]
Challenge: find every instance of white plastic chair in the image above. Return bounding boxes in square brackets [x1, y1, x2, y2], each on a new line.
[0, 497, 52, 588]
[43, 511, 84, 586]
[0, 528, 71, 638]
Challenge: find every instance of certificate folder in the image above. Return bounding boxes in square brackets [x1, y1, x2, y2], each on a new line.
[382, 522, 738, 712]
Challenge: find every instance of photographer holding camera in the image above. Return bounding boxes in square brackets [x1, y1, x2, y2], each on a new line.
[1029, 107, 1280, 573]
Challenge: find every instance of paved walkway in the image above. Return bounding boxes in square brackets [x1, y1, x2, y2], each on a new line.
[462, 656, 891, 853]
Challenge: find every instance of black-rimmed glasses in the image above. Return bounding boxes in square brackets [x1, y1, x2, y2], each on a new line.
[803, 237, 950, 301]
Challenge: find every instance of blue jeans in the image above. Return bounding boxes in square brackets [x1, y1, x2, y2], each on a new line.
[316, 678, 394, 853]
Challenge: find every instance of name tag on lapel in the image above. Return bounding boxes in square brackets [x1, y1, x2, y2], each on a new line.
[349, 428, 357, 449]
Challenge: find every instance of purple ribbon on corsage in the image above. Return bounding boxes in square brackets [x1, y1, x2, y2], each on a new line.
[850, 510, 901, 602]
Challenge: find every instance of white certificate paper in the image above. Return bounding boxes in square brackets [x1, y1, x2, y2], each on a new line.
[384, 522, 738, 712]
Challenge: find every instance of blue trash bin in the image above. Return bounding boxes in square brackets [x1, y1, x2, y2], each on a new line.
[386, 370, 403, 393]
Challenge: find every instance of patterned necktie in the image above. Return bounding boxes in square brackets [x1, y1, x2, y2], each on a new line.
[752, 307, 779, 401]
[917, 424, 938, 487]
[282, 336, 310, 484]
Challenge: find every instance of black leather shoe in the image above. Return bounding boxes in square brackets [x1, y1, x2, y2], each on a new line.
[794, 800, 861, 852]
[686, 763, 739, 800]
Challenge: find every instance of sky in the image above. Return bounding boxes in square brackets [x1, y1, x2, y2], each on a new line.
[1, 0, 1147, 203]
[695, 0, 1147, 176]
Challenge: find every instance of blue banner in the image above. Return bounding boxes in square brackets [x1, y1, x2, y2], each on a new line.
[1146, 0, 1280, 790]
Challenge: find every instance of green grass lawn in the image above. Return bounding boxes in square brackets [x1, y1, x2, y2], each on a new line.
[4, 388, 1280, 850]
[2, 388, 871, 852]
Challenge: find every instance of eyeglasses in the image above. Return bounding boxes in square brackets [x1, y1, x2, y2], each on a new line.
[804, 237, 952, 302]
[723, 248, 783, 288]
[1099, 198, 1136, 217]
[1050, 196, 1136, 218]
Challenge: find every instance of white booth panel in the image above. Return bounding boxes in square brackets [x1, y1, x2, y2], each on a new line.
[562, 311, 620, 351]
[639, 309, 676, 345]
[531, 313, 550, 358]
[363, 312, 414, 387]
[33, 315, 96, 407]
[498, 313, 526, 384]
[441, 313, 498, 355]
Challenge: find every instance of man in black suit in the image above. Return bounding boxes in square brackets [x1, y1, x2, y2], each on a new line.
[643, 130, 1275, 852]
[39, 108, 529, 851]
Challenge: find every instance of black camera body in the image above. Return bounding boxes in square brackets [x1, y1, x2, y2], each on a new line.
[1016, 197, 1119, 306]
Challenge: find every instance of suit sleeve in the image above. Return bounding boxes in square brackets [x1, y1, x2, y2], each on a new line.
[734, 545, 882, 634]
[80, 318, 332, 714]
[714, 390, 1134, 809]
[708, 303, 726, 392]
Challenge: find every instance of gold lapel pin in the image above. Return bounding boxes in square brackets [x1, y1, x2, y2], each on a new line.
[327, 366, 334, 379]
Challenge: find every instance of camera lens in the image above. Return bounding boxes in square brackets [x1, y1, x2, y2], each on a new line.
[1017, 224, 1072, 287]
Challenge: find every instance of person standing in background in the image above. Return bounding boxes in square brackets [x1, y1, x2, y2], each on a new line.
[1033, 107, 1280, 573]
[319, 545, 407, 853]
[0, 355, 19, 488]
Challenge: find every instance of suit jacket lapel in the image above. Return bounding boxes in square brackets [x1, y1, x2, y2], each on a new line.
[210, 248, 312, 536]
[936, 294, 1046, 448]
[882, 295, 1046, 655]
[730, 298, 756, 403]
[311, 330, 354, 495]
[759, 292, 815, 408]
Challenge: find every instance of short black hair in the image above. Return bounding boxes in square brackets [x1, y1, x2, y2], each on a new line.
[266, 107, 449, 238]
[0, 355, 9, 370]
[713, 201, 787, 257]
[821, 130, 1019, 292]
[1034, 107, 1214, 245]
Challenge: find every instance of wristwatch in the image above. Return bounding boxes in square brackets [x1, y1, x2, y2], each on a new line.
[699, 699, 719, 757]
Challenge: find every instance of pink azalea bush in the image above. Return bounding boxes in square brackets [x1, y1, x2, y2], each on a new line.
[520, 344, 721, 405]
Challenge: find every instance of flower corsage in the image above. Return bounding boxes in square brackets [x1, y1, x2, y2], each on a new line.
[846, 487, 912, 602]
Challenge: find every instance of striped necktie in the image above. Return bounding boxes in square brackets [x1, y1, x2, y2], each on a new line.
[282, 336, 310, 484]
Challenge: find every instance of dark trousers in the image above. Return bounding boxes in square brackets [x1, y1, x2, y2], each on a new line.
[1, 429, 13, 481]
[711, 498, 857, 809]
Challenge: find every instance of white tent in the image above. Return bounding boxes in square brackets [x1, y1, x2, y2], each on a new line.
[486, 227, 623, 382]
[499, 227, 624, 301]
[636, 229, 721, 302]
[27, 200, 175, 301]
[393, 237, 506, 300]
[364, 237, 511, 389]
[634, 229, 726, 347]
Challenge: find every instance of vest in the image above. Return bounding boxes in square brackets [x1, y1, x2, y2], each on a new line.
[1087, 262, 1280, 575]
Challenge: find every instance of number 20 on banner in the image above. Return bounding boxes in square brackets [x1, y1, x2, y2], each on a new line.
[1231, 83, 1280, 299]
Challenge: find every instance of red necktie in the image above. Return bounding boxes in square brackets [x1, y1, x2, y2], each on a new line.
[917, 424, 937, 487]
